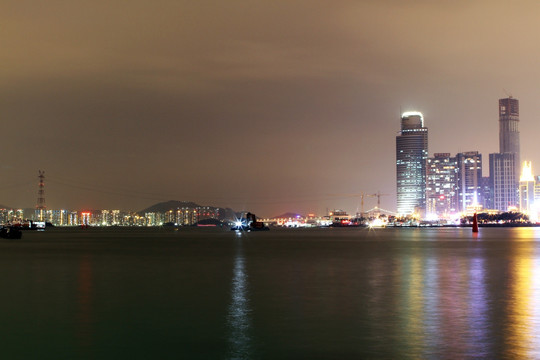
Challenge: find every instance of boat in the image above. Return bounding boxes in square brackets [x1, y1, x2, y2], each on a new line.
[0, 225, 22, 239]
[231, 212, 269, 231]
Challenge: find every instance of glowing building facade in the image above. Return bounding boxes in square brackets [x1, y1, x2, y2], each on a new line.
[490, 97, 521, 211]
[456, 151, 482, 212]
[396, 111, 428, 216]
[480, 176, 493, 209]
[490, 153, 518, 211]
[426, 153, 458, 216]
[519, 161, 535, 215]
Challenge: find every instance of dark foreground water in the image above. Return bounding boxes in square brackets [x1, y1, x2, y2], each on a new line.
[2, 227, 540, 359]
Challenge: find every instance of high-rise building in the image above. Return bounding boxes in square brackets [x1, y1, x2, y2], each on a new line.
[426, 153, 459, 217]
[490, 153, 518, 211]
[396, 111, 428, 216]
[519, 161, 535, 215]
[456, 151, 482, 212]
[479, 176, 492, 209]
[499, 97, 520, 169]
[490, 97, 521, 211]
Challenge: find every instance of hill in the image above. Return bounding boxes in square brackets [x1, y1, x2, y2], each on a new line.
[139, 200, 201, 214]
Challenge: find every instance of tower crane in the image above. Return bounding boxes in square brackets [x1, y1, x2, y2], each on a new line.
[370, 191, 391, 210]
[326, 192, 384, 216]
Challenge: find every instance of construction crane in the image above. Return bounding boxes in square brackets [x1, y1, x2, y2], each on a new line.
[326, 192, 386, 216]
[370, 191, 391, 210]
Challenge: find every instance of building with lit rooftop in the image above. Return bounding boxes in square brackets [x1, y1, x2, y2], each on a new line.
[396, 111, 428, 216]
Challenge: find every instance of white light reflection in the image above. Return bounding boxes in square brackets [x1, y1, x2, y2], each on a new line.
[422, 257, 441, 355]
[227, 237, 252, 359]
[467, 256, 489, 358]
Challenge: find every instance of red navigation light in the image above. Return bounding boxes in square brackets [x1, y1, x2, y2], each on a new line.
[439, 195, 445, 200]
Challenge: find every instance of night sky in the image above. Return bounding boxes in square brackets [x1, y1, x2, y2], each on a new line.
[3, 1, 540, 216]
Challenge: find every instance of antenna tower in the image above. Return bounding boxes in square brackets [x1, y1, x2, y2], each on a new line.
[36, 170, 46, 221]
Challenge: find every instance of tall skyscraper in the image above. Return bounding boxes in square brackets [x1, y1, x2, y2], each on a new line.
[396, 111, 428, 216]
[490, 97, 521, 211]
[499, 97, 520, 168]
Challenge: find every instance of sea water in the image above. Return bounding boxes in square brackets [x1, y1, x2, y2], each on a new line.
[1, 226, 540, 359]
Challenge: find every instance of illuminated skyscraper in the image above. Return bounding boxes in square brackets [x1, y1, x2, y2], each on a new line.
[396, 111, 428, 215]
[490, 97, 521, 211]
[519, 161, 535, 215]
[426, 153, 458, 216]
[489, 153, 517, 211]
[456, 151, 482, 212]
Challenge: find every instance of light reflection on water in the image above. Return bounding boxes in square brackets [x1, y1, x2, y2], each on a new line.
[6, 227, 540, 358]
[422, 256, 440, 355]
[398, 255, 426, 355]
[467, 255, 489, 358]
[398, 238, 491, 358]
[227, 234, 252, 360]
[505, 242, 540, 358]
[387, 228, 540, 358]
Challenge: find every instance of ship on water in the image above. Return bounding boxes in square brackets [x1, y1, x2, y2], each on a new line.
[231, 212, 269, 231]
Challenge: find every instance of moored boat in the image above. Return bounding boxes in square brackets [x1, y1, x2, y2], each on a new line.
[0, 226, 22, 239]
[231, 212, 269, 231]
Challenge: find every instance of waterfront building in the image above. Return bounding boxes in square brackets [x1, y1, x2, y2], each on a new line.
[80, 212, 91, 226]
[456, 151, 482, 212]
[176, 208, 198, 225]
[145, 212, 158, 226]
[519, 161, 535, 216]
[0, 209, 24, 224]
[426, 153, 458, 217]
[490, 97, 521, 211]
[111, 210, 121, 225]
[490, 153, 518, 211]
[535, 176, 540, 205]
[0, 209, 8, 224]
[101, 210, 111, 226]
[48, 209, 70, 226]
[396, 111, 428, 216]
[165, 210, 175, 224]
[479, 176, 493, 209]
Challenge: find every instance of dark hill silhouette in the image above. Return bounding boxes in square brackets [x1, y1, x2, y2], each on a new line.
[139, 200, 201, 214]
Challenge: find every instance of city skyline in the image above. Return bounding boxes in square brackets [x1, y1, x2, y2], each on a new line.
[3, 1, 540, 216]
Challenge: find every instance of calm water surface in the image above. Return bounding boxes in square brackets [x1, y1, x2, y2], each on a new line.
[2, 226, 540, 359]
